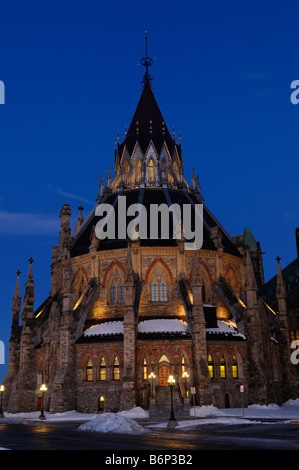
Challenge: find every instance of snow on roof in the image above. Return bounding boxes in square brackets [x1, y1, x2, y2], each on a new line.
[138, 318, 188, 334]
[206, 320, 246, 339]
[83, 318, 245, 339]
[84, 321, 124, 337]
[84, 318, 188, 337]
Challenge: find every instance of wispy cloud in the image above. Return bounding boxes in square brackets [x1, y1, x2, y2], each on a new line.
[0, 210, 59, 235]
[47, 184, 94, 205]
[284, 211, 298, 219]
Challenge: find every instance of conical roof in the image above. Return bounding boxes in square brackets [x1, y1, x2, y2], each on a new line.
[116, 82, 182, 159]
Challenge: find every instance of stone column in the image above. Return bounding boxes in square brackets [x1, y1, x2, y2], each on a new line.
[190, 251, 214, 406]
[120, 243, 137, 410]
[50, 251, 77, 412]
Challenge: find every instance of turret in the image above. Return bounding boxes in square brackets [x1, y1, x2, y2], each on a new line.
[190, 251, 214, 406]
[59, 204, 72, 256]
[276, 256, 288, 329]
[21, 258, 35, 324]
[12, 270, 21, 327]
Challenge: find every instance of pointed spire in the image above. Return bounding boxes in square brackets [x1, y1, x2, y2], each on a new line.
[192, 168, 196, 189]
[141, 31, 153, 88]
[276, 256, 286, 299]
[245, 249, 257, 291]
[21, 258, 35, 322]
[124, 241, 134, 286]
[107, 168, 111, 188]
[74, 205, 84, 233]
[196, 176, 200, 191]
[12, 269, 21, 326]
[59, 204, 72, 252]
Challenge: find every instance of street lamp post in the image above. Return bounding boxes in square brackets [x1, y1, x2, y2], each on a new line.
[148, 372, 156, 398]
[182, 371, 189, 397]
[167, 375, 177, 427]
[39, 384, 47, 420]
[0, 385, 4, 417]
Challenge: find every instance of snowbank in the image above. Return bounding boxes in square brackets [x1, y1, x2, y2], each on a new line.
[118, 406, 149, 419]
[78, 412, 149, 434]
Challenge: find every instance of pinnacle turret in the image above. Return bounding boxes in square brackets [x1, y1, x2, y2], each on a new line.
[12, 270, 21, 326]
[21, 258, 35, 323]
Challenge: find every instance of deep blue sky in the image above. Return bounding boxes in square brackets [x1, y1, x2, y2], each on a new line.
[0, 0, 299, 384]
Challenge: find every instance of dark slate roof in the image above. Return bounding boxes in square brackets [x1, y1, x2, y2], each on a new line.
[116, 82, 182, 159]
[71, 187, 242, 259]
[258, 257, 299, 302]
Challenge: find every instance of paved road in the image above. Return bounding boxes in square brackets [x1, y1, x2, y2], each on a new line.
[0, 419, 299, 451]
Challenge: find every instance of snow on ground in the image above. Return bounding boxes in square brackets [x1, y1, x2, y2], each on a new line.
[1, 401, 299, 436]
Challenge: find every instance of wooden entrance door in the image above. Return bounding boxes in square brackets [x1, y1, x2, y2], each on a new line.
[159, 365, 170, 386]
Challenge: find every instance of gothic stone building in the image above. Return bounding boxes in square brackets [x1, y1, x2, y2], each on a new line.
[3, 67, 299, 416]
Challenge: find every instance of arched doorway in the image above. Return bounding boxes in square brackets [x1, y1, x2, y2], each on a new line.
[98, 396, 104, 413]
[159, 365, 170, 386]
[224, 393, 231, 408]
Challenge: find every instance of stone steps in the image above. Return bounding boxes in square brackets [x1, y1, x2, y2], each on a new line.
[149, 386, 191, 417]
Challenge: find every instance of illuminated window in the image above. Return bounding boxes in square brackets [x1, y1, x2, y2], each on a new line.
[113, 356, 120, 381]
[208, 354, 214, 378]
[220, 356, 226, 378]
[110, 270, 124, 304]
[151, 267, 167, 302]
[291, 330, 299, 341]
[143, 358, 148, 380]
[232, 355, 238, 378]
[148, 159, 155, 180]
[99, 357, 106, 381]
[124, 161, 130, 181]
[86, 358, 93, 382]
[181, 357, 186, 376]
[136, 159, 141, 181]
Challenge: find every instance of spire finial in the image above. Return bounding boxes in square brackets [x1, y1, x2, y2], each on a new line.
[141, 31, 153, 87]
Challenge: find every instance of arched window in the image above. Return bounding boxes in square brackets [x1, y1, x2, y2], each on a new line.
[151, 277, 159, 301]
[143, 358, 148, 380]
[111, 279, 117, 303]
[181, 356, 186, 376]
[232, 355, 238, 378]
[220, 356, 226, 378]
[99, 357, 106, 381]
[160, 277, 167, 301]
[208, 354, 214, 378]
[110, 269, 124, 304]
[136, 159, 141, 181]
[124, 161, 130, 181]
[118, 281, 124, 303]
[151, 267, 168, 302]
[113, 356, 120, 381]
[148, 159, 155, 181]
[86, 358, 93, 382]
